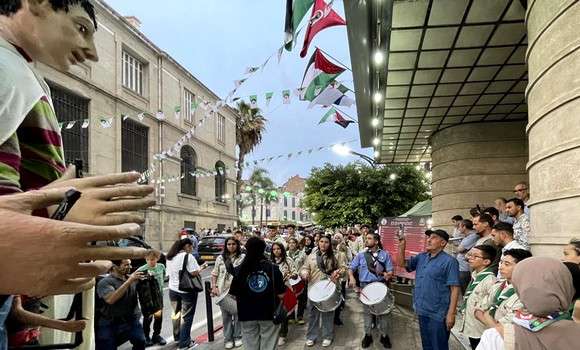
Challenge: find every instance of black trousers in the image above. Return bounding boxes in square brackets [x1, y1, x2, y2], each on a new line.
[469, 337, 480, 349]
[143, 311, 163, 338]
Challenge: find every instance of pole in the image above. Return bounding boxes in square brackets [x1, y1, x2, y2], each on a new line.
[204, 281, 215, 342]
[350, 151, 376, 167]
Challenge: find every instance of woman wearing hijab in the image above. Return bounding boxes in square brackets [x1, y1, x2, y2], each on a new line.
[477, 257, 580, 350]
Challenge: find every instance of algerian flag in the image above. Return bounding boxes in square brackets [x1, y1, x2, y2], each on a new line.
[245, 66, 259, 74]
[81, 119, 90, 128]
[65, 121, 76, 129]
[300, 48, 345, 102]
[99, 117, 113, 128]
[265, 92, 274, 107]
[284, 0, 315, 51]
[308, 83, 354, 108]
[174, 106, 181, 119]
[250, 95, 258, 108]
[282, 89, 291, 104]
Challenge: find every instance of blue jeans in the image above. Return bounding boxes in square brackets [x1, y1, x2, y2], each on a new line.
[169, 290, 198, 348]
[96, 317, 145, 350]
[0, 297, 13, 350]
[417, 315, 450, 350]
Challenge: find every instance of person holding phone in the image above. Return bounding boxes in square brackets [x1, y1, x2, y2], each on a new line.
[96, 259, 147, 350]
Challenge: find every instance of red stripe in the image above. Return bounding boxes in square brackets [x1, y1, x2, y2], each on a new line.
[18, 127, 63, 147]
[0, 151, 21, 170]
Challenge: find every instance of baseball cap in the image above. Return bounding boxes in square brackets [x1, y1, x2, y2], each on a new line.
[425, 229, 449, 241]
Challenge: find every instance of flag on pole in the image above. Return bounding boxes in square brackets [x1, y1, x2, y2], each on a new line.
[318, 107, 355, 128]
[81, 119, 90, 128]
[265, 92, 274, 107]
[308, 83, 354, 108]
[249, 95, 258, 109]
[300, 48, 345, 101]
[174, 106, 181, 119]
[282, 90, 291, 104]
[300, 0, 346, 57]
[65, 121, 76, 129]
[284, 0, 315, 51]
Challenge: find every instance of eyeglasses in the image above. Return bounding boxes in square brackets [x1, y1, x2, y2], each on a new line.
[467, 254, 485, 260]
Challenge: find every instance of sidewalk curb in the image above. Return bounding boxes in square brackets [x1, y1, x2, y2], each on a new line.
[195, 324, 224, 344]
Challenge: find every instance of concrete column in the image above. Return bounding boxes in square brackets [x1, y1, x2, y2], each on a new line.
[430, 121, 528, 233]
[526, 0, 580, 256]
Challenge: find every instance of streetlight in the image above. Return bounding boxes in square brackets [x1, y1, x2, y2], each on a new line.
[332, 144, 376, 167]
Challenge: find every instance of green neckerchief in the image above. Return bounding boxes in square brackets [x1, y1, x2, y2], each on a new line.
[489, 281, 516, 318]
[460, 266, 495, 312]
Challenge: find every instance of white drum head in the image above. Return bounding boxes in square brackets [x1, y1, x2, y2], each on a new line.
[289, 277, 301, 286]
[308, 280, 337, 302]
[360, 282, 388, 306]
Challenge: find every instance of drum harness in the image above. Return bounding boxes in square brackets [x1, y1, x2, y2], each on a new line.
[363, 250, 388, 283]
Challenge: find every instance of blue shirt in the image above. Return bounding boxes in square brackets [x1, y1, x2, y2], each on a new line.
[456, 232, 479, 272]
[406, 251, 460, 321]
[350, 249, 394, 283]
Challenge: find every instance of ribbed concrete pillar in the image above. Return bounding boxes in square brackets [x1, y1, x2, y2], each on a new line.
[431, 122, 528, 233]
[526, 0, 580, 256]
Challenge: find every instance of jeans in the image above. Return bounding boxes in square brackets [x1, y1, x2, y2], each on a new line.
[220, 306, 241, 342]
[417, 315, 450, 350]
[306, 301, 334, 341]
[0, 296, 13, 350]
[279, 318, 289, 338]
[240, 320, 280, 350]
[169, 290, 198, 348]
[95, 317, 145, 350]
[142, 311, 163, 339]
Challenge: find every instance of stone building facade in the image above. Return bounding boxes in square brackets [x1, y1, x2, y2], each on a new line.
[36, 0, 238, 250]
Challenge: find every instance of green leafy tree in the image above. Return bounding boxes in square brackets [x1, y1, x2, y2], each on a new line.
[302, 163, 430, 227]
[241, 168, 277, 225]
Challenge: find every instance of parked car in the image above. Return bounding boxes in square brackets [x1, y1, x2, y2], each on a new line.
[198, 235, 232, 263]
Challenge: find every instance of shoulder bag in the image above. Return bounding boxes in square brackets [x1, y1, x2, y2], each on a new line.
[179, 253, 204, 293]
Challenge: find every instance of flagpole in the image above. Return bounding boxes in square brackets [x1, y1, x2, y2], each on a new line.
[317, 47, 352, 71]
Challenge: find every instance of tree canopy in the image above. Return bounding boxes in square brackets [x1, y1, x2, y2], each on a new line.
[302, 163, 430, 227]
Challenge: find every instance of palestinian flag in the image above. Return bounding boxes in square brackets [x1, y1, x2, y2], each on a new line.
[300, 0, 346, 57]
[284, 0, 315, 51]
[300, 48, 345, 102]
[319, 107, 355, 128]
[308, 83, 354, 108]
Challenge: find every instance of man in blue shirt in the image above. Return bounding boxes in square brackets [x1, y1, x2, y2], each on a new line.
[348, 233, 394, 349]
[399, 229, 460, 350]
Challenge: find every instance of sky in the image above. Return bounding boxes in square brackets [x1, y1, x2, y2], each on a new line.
[106, 0, 372, 185]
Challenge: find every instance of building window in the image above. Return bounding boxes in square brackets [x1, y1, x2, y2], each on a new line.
[49, 83, 89, 172]
[217, 114, 226, 143]
[215, 161, 226, 202]
[184, 221, 196, 231]
[121, 119, 148, 173]
[122, 50, 144, 95]
[184, 89, 195, 123]
[284, 210, 288, 219]
[300, 213, 304, 221]
[266, 208, 271, 217]
[292, 211, 296, 220]
[292, 197, 296, 208]
[180, 146, 197, 196]
[284, 197, 288, 207]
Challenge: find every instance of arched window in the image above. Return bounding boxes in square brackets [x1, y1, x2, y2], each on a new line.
[215, 161, 227, 202]
[181, 146, 197, 196]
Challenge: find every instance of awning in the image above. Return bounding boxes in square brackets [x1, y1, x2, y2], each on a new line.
[399, 199, 432, 217]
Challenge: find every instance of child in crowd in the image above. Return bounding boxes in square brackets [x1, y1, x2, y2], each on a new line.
[137, 250, 167, 346]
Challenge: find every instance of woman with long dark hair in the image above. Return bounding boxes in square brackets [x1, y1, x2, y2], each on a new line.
[303, 235, 315, 256]
[166, 238, 207, 349]
[270, 242, 297, 346]
[287, 237, 307, 325]
[211, 238, 245, 349]
[229, 237, 286, 350]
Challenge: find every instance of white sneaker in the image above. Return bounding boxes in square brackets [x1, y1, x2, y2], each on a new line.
[322, 339, 332, 347]
[234, 339, 243, 347]
[306, 339, 315, 347]
[225, 341, 234, 349]
[278, 337, 286, 346]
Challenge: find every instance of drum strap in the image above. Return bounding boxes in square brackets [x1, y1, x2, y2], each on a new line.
[316, 253, 337, 276]
[364, 251, 386, 277]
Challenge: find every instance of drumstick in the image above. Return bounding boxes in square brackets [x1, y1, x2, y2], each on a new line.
[359, 289, 371, 301]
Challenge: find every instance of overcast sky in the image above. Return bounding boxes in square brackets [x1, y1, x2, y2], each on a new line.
[106, 0, 372, 185]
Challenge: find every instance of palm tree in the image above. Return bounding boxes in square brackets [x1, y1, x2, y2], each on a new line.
[236, 101, 267, 219]
[242, 168, 276, 225]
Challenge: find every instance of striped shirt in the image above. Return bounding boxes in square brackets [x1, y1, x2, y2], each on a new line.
[0, 40, 65, 194]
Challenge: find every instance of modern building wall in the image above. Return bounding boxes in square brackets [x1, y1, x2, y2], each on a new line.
[430, 121, 528, 233]
[526, 0, 580, 256]
[35, 0, 238, 251]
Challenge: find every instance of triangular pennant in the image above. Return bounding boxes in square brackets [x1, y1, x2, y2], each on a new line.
[156, 111, 165, 120]
[174, 106, 181, 120]
[300, 48, 345, 101]
[65, 121, 76, 129]
[334, 111, 355, 128]
[282, 89, 291, 104]
[122, 114, 129, 121]
[245, 66, 260, 74]
[99, 118, 113, 128]
[250, 95, 258, 109]
[137, 113, 145, 121]
[265, 92, 274, 107]
[81, 119, 90, 128]
[284, 0, 315, 51]
[319, 107, 337, 124]
[234, 79, 247, 89]
[300, 0, 346, 57]
[58, 122, 64, 131]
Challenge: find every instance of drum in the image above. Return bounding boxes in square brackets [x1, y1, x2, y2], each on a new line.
[308, 280, 343, 312]
[215, 293, 237, 315]
[282, 287, 298, 313]
[289, 276, 305, 296]
[359, 282, 395, 315]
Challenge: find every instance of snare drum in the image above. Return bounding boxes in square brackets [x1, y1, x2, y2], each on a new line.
[215, 293, 237, 315]
[359, 282, 395, 315]
[289, 276, 305, 296]
[308, 280, 343, 312]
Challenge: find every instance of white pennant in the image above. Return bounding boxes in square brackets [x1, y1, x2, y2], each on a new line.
[99, 118, 113, 128]
[137, 113, 145, 121]
[81, 119, 89, 128]
[65, 121, 76, 129]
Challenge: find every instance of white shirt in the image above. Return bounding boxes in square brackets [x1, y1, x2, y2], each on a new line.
[167, 251, 200, 293]
[502, 239, 525, 253]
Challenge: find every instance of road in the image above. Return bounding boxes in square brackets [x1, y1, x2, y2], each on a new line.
[120, 268, 221, 349]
